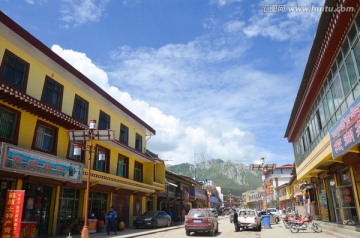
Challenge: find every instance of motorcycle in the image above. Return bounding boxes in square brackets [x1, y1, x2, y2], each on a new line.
[289, 215, 322, 233]
[283, 213, 301, 229]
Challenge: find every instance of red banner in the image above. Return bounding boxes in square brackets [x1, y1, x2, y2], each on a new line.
[1, 190, 25, 238]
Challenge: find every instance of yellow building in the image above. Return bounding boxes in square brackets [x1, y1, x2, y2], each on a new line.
[285, 0, 360, 225]
[0, 11, 165, 236]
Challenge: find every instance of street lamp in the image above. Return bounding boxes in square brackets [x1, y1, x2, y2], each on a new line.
[68, 120, 114, 238]
[250, 157, 276, 215]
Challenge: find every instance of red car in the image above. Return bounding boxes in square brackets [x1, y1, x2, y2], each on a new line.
[185, 208, 219, 236]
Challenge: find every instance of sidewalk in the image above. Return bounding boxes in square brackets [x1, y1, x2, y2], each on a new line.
[319, 221, 360, 238]
[45, 217, 228, 238]
[44, 221, 186, 238]
[262, 221, 358, 238]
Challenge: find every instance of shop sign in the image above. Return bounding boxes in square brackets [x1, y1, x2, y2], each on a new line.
[0, 143, 84, 183]
[329, 95, 360, 159]
[1, 190, 25, 238]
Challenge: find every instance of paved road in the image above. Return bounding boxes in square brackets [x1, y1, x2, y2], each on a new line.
[48, 216, 343, 238]
[138, 217, 261, 238]
[131, 218, 340, 238]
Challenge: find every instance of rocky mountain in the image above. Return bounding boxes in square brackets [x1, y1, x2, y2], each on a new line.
[166, 159, 262, 196]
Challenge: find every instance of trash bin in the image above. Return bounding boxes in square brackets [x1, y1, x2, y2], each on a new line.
[262, 215, 271, 229]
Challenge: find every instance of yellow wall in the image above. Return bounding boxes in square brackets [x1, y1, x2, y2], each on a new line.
[0, 37, 147, 151]
[0, 29, 165, 188]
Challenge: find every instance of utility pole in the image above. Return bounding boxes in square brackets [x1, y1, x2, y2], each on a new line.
[250, 157, 276, 215]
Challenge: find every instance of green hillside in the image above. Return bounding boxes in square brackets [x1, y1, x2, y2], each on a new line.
[166, 160, 262, 196]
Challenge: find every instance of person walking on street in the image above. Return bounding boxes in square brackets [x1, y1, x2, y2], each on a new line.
[106, 207, 118, 235]
[233, 208, 238, 231]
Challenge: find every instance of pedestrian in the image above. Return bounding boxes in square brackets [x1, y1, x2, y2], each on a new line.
[233, 208, 238, 229]
[106, 207, 118, 235]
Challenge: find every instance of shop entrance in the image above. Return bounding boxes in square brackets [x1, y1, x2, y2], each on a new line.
[326, 178, 337, 223]
[23, 183, 52, 236]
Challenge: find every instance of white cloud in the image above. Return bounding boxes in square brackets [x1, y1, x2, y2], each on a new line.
[51, 43, 288, 165]
[25, 0, 48, 5]
[59, 0, 109, 28]
[243, 0, 322, 41]
[210, 0, 243, 7]
[48, 0, 318, 166]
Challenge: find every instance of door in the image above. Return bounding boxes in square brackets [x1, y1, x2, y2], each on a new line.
[23, 183, 52, 236]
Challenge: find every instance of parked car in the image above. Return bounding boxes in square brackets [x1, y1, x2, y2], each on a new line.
[185, 208, 219, 236]
[235, 209, 261, 232]
[207, 208, 218, 218]
[258, 208, 280, 224]
[133, 211, 171, 229]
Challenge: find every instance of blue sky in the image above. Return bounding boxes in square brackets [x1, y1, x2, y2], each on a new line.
[0, 0, 324, 166]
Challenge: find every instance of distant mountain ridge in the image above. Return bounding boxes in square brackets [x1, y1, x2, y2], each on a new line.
[166, 159, 262, 196]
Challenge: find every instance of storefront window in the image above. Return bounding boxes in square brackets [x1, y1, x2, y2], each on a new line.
[57, 188, 80, 234]
[22, 183, 52, 236]
[89, 192, 108, 220]
[336, 168, 359, 224]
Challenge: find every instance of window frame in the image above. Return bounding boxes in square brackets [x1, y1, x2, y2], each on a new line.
[135, 133, 143, 152]
[72, 94, 89, 124]
[134, 161, 143, 182]
[98, 110, 110, 130]
[0, 103, 21, 144]
[66, 141, 84, 162]
[119, 124, 129, 145]
[0, 49, 29, 92]
[117, 154, 129, 178]
[93, 145, 110, 173]
[41, 76, 64, 110]
[32, 120, 58, 155]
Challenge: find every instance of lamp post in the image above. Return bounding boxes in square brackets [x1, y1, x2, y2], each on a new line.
[229, 193, 232, 208]
[68, 120, 114, 238]
[250, 157, 276, 215]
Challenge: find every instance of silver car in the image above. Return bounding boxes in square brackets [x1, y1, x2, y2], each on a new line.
[258, 208, 280, 224]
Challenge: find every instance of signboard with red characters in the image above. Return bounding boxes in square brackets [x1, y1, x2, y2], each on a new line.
[1, 190, 25, 238]
[329, 95, 360, 159]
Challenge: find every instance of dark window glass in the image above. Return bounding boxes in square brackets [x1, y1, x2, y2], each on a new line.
[348, 24, 357, 45]
[119, 124, 129, 145]
[93, 146, 109, 173]
[42, 77, 63, 109]
[340, 65, 351, 96]
[345, 54, 358, 87]
[67, 142, 82, 161]
[331, 74, 344, 109]
[336, 51, 343, 66]
[315, 110, 322, 130]
[134, 161, 143, 182]
[326, 90, 335, 117]
[322, 97, 330, 122]
[0, 105, 19, 143]
[135, 134, 142, 152]
[307, 127, 312, 144]
[318, 103, 326, 129]
[0, 51, 28, 91]
[73, 95, 88, 123]
[117, 154, 129, 178]
[353, 40, 360, 73]
[34, 122, 57, 153]
[58, 189, 80, 225]
[98, 111, 110, 130]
